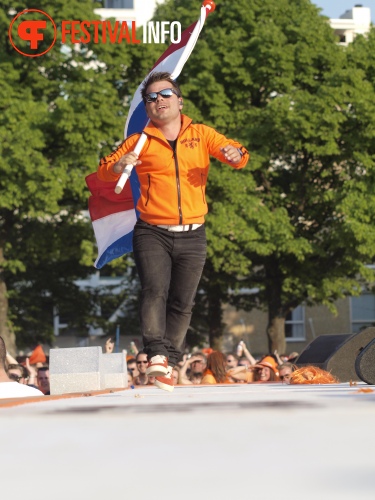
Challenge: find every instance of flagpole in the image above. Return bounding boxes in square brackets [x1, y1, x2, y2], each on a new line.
[115, 0, 216, 194]
[114, 127, 149, 194]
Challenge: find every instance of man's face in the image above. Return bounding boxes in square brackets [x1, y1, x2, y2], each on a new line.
[136, 354, 148, 375]
[127, 361, 139, 378]
[226, 356, 238, 369]
[145, 80, 181, 126]
[279, 367, 292, 383]
[37, 370, 50, 394]
[191, 357, 206, 374]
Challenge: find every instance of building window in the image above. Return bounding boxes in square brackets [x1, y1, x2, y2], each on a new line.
[285, 305, 305, 341]
[351, 293, 375, 333]
[105, 0, 134, 8]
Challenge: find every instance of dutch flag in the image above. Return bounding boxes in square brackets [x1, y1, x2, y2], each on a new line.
[86, 2, 215, 269]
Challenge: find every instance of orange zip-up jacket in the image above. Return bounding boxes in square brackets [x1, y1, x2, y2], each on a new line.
[97, 114, 249, 226]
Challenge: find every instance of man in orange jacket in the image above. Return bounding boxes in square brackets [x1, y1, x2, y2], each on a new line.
[97, 71, 249, 391]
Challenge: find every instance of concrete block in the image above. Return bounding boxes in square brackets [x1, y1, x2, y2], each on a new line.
[49, 346, 104, 395]
[102, 351, 128, 389]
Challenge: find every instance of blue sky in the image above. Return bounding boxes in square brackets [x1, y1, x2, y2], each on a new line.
[312, 1, 375, 21]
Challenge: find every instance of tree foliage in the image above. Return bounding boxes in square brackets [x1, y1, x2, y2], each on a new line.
[0, 0, 136, 351]
[145, 0, 375, 351]
[3, 0, 375, 354]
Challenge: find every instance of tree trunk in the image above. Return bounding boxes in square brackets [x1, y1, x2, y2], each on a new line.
[0, 245, 17, 356]
[265, 260, 286, 354]
[267, 314, 286, 354]
[207, 283, 224, 351]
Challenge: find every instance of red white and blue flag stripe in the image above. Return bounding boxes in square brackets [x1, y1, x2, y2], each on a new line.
[86, 2, 215, 269]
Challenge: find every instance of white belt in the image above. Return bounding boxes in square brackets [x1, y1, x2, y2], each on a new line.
[157, 224, 203, 232]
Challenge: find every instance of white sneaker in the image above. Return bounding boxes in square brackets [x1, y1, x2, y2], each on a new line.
[146, 354, 169, 377]
[154, 366, 174, 392]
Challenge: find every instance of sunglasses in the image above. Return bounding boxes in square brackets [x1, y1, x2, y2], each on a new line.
[280, 375, 291, 380]
[9, 373, 21, 382]
[145, 88, 179, 103]
[137, 360, 148, 364]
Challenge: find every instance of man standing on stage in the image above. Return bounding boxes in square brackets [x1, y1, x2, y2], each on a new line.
[97, 71, 249, 391]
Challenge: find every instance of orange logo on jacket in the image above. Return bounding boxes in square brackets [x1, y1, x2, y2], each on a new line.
[180, 138, 200, 149]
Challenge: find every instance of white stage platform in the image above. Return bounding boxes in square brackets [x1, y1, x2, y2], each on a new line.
[1, 382, 375, 499]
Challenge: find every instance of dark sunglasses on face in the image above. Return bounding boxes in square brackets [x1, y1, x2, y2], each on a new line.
[9, 373, 21, 382]
[137, 360, 148, 364]
[145, 88, 179, 103]
[280, 375, 290, 380]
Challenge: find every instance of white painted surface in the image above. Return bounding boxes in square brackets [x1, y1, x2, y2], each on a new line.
[1, 382, 375, 499]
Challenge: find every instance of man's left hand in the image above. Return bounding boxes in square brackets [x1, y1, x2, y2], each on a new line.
[220, 145, 242, 164]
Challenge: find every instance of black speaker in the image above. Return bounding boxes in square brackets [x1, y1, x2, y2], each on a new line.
[355, 337, 375, 385]
[296, 328, 375, 382]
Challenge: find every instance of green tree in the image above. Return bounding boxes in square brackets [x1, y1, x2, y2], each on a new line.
[142, 0, 375, 352]
[0, 0, 135, 352]
[205, 0, 375, 352]
[5, 0, 375, 356]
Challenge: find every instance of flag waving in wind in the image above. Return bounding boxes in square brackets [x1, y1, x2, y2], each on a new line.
[86, 1, 215, 269]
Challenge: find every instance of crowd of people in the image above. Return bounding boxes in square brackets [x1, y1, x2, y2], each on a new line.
[0, 334, 340, 400]
[122, 340, 338, 388]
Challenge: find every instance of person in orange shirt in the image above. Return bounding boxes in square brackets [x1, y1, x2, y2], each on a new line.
[201, 351, 234, 385]
[97, 71, 249, 392]
[230, 355, 280, 383]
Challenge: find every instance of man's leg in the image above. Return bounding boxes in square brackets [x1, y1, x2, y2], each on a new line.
[165, 226, 207, 366]
[133, 221, 173, 360]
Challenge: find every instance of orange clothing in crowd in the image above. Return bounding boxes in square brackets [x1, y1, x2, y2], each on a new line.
[97, 115, 248, 226]
[201, 369, 233, 385]
[29, 345, 46, 365]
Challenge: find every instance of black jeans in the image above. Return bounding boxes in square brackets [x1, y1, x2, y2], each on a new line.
[133, 219, 207, 367]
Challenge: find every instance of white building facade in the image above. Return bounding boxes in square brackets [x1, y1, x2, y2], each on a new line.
[329, 5, 371, 45]
[94, 0, 159, 27]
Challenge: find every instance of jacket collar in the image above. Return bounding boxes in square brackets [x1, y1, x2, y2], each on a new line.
[144, 114, 193, 142]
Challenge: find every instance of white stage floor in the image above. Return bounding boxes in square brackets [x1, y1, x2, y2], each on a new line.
[1, 382, 375, 499]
